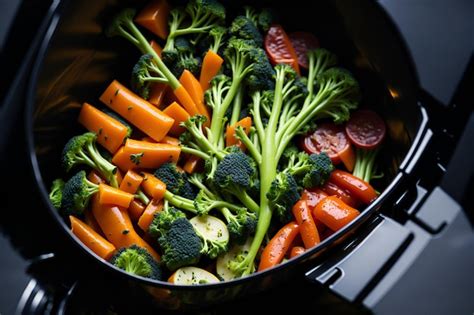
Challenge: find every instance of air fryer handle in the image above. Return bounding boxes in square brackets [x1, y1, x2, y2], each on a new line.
[305, 214, 412, 303]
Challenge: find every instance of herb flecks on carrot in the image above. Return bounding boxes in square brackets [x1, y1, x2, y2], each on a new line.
[100, 80, 174, 142]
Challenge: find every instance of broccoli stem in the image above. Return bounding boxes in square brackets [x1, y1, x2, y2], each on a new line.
[135, 189, 150, 205]
[181, 146, 211, 160]
[233, 190, 260, 214]
[119, 14, 180, 89]
[235, 127, 262, 165]
[353, 148, 379, 183]
[86, 142, 118, 188]
[230, 85, 244, 125]
[163, 191, 197, 213]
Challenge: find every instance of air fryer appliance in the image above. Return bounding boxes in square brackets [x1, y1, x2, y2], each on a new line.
[0, 0, 473, 314]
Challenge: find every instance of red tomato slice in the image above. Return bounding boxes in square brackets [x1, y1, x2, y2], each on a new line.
[265, 25, 300, 75]
[345, 110, 386, 149]
[300, 123, 351, 165]
[289, 32, 319, 69]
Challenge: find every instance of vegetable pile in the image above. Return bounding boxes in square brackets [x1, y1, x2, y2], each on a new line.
[48, 0, 386, 284]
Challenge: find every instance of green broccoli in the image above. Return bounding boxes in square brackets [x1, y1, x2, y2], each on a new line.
[190, 215, 229, 259]
[154, 163, 197, 200]
[353, 148, 380, 183]
[283, 151, 334, 188]
[244, 6, 274, 32]
[161, 37, 202, 78]
[61, 171, 99, 216]
[110, 245, 162, 280]
[148, 204, 187, 239]
[208, 26, 226, 53]
[158, 217, 203, 271]
[266, 172, 300, 223]
[61, 132, 118, 187]
[244, 47, 275, 92]
[213, 150, 260, 213]
[229, 16, 263, 47]
[49, 179, 65, 209]
[164, 0, 226, 51]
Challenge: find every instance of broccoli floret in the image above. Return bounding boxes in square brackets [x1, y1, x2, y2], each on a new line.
[61, 132, 118, 187]
[154, 163, 197, 200]
[101, 109, 133, 138]
[164, 0, 226, 51]
[161, 37, 202, 78]
[222, 207, 257, 245]
[283, 151, 334, 188]
[229, 16, 263, 47]
[49, 179, 65, 209]
[244, 6, 274, 32]
[245, 48, 275, 92]
[266, 172, 300, 223]
[148, 205, 186, 239]
[61, 171, 99, 216]
[110, 245, 162, 280]
[158, 217, 203, 271]
[213, 150, 260, 213]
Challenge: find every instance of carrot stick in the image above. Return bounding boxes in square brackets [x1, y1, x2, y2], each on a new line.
[160, 136, 180, 146]
[128, 200, 146, 222]
[314, 196, 360, 232]
[183, 155, 202, 174]
[301, 189, 328, 234]
[150, 40, 163, 57]
[88, 170, 105, 185]
[292, 200, 320, 249]
[179, 70, 210, 124]
[148, 83, 168, 108]
[70, 215, 116, 260]
[339, 144, 356, 172]
[290, 246, 305, 258]
[258, 222, 300, 271]
[84, 209, 104, 235]
[138, 200, 163, 232]
[99, 183, 134, 208]
[99, 80, 174, 142]
[91, 195, 160, 260]
[200, 50, 224, 91]
[141, 172, 167, 201]
[330, 170, 377, 204]
[172, 85, 200, 117]
[225, 116, 252, 149]
[112, 139, 181, 171]
[135, 0, 170, 40]
[119, 170, 144, 194]
[78, 103, 129, 154]
[162, 102, 190, 136]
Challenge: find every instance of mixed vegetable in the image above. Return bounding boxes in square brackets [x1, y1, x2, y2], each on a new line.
[49, 0, 386, 284]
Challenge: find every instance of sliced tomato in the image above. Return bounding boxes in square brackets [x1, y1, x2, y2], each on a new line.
[300, 123, 354, 170]
[265, 25, 300, 74]
[288, 32, 319, 69]
[330, 170, 377, 204]
[345, 110, 386, 149]
[321, 181, 360, 208]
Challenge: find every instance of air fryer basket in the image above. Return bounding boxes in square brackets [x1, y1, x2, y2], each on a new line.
[27, 0, 426, 309]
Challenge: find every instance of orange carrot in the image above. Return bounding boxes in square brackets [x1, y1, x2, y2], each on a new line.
[314, 196, 360, 232]
[135, 0, 170, 40]
[119, 170, 144, 194]
[112, 139, 181, 171]
[183, 155, 202, 174]
[258, 222, 300, 271]
[292, 200, 320, 249]
[172, 85, 200, 117]
[141, 136, 157, 143]
[301, 189, 328, 234]
[78, 103, 129, 154]
[100, 80, 174, 142]
[148, 83, 168, 108]
[128, 200, 146, 222]
[141, 172, 167, 201]
[88, 170, 105, 185]
[162, 102, 190, 136]
[91, 195, 160, 260]
[70, 215, 116, 260]
[200, 50, 224, 91]
[138, 200, 163, 232]
[290, 246, 305, 258]
[150, 40, 163, 57]
[339, 144, 356, 172]
[330, 170, 377, 204]
[179, 70, 210, 123]
[160, 136, 180, 146]
[99, 183, 134, 208]
[225, 116, 252, 149]
[84, 210, 103, 235]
